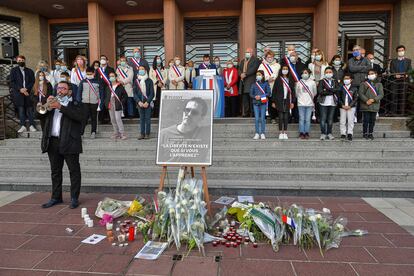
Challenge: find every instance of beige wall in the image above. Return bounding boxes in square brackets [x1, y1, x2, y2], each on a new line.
[392, 0, 414, 59]
[314, 0, 339, 60]
[0, 6, 48, 69]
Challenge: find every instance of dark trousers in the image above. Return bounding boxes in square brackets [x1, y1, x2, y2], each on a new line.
[241, 93, 251, 117]
[126, 97, 137, 118]
[319, 105, 336, 135]
[279, 111, 289, 131]
[17, 106, 35, 127]
[363, 111, 377, 134]
[390, 80, 409, 115]
[47, 137, 81, 201]
[138, 107, 152, 135]
[225, 96, 239, 117]
[153, 88, 162, 118]
[82, 103, 98, 135]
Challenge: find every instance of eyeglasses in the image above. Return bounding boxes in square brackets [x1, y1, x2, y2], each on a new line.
[184, 108, 200, 116]
[57, 86, 68, 91]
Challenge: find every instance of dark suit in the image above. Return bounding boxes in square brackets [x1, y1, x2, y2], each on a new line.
[238, 56, 261, 116]
[389, 58, 412, 115]
[39, 100, 85, 201]
[128, 58, 150, 80]
[97, 66, 115, 124]
[133, 78, 155, 135]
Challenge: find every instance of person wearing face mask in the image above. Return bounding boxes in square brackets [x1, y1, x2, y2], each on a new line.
[239, 48, 261, 117]
[97, 55, 115, 80]
[133, 66, 155, 140]
[117, 56, 135, 118]
[104, 72, 128, 140]
[317, 67, 340, 140]
[70, 55, 87, 96]
[214, 57, 223, 75]
[347, 45, 370, 87]
[281, 51, 306, 82]
[271, 65, 295, 139]
[308, 50, 329, 82]
[198, 54, 217, 75]
[358, 69, 384, 140]
[77, 67, 104, 138]
[36, 60, 55, 87]
[168, 56, 185, 90]
[366, 53, 383, 76]
[223, 60, 239, 117]
[250, 70, 271, 140]
[165, 59, 174, 89]
[280, 45, 296, 66]
[31, 71, 53, 131]
[150, 55, 167, 117]
[10, 55, 36, 133]
[51, 60, 63, 85]
[37, 81, 86, 209]
[337, 74, 359, 141]
[184, 60, 196, 89]
[389, 45, 412, 115]
[258, 50, 281, 123]
[295, 69, 317, 139]
[91, 60, 100, 74]
[129, 48, 150, 79]
[330, 55, 345, 83]
[305, 48, 320, 67]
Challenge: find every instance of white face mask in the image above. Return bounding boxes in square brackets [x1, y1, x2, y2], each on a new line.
[333, 60, 341, 66]
[169, 63, 173, 67]
[289, 56, 296, 63]
[325, 73, 333, 79]
[245, 52, 251, 59]
[227, 64, 233, 69]
[368, 74, 377, 81]
[398, 51, 405, 57]
[100, 59, 107, 65]
[256, 75, 263, 81]
[59, 77, 66, 82]
[343, 79, 351, 85]
[266, 57, 274, 63]
[175, 60, 181, 66]
[301, 73, 310, 80]
[39, 76, 44, 81]
[214, 61, 220, 66]
[288, 50, 294, 56]
[86, 75, 94, 80]
[369, 59, 375, 64]
[282, 69, 289, 75]
[315, 55, 322, 61]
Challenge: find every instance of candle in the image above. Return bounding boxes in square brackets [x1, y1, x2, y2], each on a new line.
[225, 242, 230, 247]
[221, 240, 226, 245]
[253, 243, 258, 248]
[107, 236, 114, 243]
[87, 219, 94, 228]
[106, 223, 113, 231]
[233, 243, 238, 248]
[212, 241, 218, 247]
[81, 208, 87, 218]
[128, 226, 135, 241]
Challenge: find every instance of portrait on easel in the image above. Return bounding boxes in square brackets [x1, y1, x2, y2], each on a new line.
[156, 90, 213, 166]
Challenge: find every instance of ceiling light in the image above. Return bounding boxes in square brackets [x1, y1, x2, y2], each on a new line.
[202, 0, 215, 3]
[126, 0, 138, 6]
[52, 4, 65, 10]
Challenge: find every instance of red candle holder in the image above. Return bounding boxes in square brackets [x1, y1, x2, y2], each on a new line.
[128, 226, 135, 241]
[221, 240, 226, 245]
[253, 243, 258, 248]
[212, 241, 218, 247]
[225, 242, 230, 247]
[233, 243, 238, 248]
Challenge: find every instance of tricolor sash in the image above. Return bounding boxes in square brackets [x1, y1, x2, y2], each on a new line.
[365, 81, 378, 97]
[284, 56, 300, 82]
[97, 68, 123, 112]
[255, 82, 268, 103]
[117, 67, 128, 79]
[299, 80, 314, 100]
[155, 68, 164, 83]
[280, 77, 292, 104]
[136, 79, 154, 108]
[262, 62, 274, 76]
[75, 67, 85, 82]
[131, 57, 141, 69]
[172, 65, 182, 78]
[200, 63, 209, 69]
[85, 79, 101, 111]
[38, 88, 46, 103]
[343, 85, 353, 104]
[323, 79, 338, 102]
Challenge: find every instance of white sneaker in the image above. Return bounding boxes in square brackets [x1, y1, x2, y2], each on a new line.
[320, 134, 326, 140]
[260, 134, 266, 140]
[90, 132, 96, 139]
[278, 133, 284, 140]
[327, 134, 335, 140]
[284, 133, 289, 140]
[29, 125, 37, 132]
[253, 133, 260, 140]
[17, 126, 27, 133]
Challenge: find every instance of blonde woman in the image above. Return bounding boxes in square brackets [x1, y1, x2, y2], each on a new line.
[70, 55, 87, 87]
[308, 49, 329, 82]
[168, 56, 185, 89]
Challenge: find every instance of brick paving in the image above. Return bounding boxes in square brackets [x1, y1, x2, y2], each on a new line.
[0, 192, 413, 276]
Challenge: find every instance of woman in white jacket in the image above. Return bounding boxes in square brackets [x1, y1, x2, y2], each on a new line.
[296, 68, 317, 139]
[308, 49, 329, 82]
[149, 55, 168, 117]
[168, 56, 185, 90]
[116, 56, 135, 118]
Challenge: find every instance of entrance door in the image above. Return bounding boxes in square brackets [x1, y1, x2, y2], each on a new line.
[64, 48, 88, 67]
[342, 36, 374, 60]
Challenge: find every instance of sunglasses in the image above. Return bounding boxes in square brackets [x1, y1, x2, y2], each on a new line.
[184, 108, 200, 116]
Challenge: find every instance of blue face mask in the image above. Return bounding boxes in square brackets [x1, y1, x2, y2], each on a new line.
[138, 70, 146, 76]
[40, 67, 47, 72]
[55, 65, 61, 70]
[134, 52, 141, 59]
[353, 51, 360, 57]
[61, 66, 67, 71]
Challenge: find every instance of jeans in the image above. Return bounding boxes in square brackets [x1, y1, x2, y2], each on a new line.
[298, 106, 313, 134]
[279, 111, 289, 131]
[253, 104, 266, 134]
[319, 104, 336, 135]
[363, 111, 377, 134]
[17, 106, 35, 127]
[126, 97, 137, 117]
[138, 107, 152, 135]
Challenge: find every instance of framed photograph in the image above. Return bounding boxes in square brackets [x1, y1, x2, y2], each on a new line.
[156, 90, 213, 166]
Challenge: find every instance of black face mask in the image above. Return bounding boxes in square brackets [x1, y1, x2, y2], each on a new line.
[17, 62, 25, 67]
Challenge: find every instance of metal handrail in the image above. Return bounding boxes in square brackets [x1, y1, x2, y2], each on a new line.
[0, 94, 18, 139]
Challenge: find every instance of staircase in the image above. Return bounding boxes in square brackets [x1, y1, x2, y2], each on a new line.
[0, 117, 413, 197]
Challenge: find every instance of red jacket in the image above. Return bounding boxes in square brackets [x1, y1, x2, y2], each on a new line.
[223, 67, 239, 97]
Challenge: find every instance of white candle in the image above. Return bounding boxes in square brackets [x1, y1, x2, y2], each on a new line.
[106, 223, 113, 231]
[87, 219, 94, 228]
[81, 208, 87, 218]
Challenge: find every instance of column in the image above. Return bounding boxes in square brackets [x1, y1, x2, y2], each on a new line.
[314, 0, 339, 59]
[88, 2, 116, 65]
[163, 0, 184, 62]
[392, 0, 414, 58]
[239, 0, 256, 57]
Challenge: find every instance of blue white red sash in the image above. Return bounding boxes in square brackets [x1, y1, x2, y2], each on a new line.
[38, 88, 45, 102]
[323, 79, 338, 102]
[200, 63, 209, 69]
[365, 81, 378, 96]
[255, 82, 268, 103]
[117, 67, 128, 79]
[97, 68, 122, 110]
[262, 62, 274, 76]
[75, 67, 85, 82]
[284, 56, 299, 82]
[172, 65, 182, 77]
[155, 68, 164, 82]
[299, 80, 313, 99]
[85, 79, 101, 111]
[131, 57, 141, 69]
[343, 85, 353, 103]
[281, 77, 292, 104]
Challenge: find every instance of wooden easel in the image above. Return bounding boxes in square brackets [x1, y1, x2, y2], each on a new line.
[158, 165, 211, 214]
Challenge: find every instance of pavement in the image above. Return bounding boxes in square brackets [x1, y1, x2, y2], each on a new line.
[0, 192, 413, 276]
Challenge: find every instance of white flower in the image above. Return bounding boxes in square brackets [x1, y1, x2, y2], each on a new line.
[183, 184, 191, 191]
[309, 215, 316, 222]
[192, 188, 199, 195]
[296, 213, 303, 218]
[137, 221, 144, 228]
[322, 208, 331, 214]
[201, 201, 207, 207]
[176, 203, 181, 209]
[169, 207, 175, 214]
[158, 191, 167, 198]
[181, 199, 188, 206]
[258, 202, 265, 208]
[291, 204, 298, 208]
[335, 223, 344, 232]
[315, 214, 322, 220]
[190, 204, 197, 210]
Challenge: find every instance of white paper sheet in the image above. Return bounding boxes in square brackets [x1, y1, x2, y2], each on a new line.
[81, 234, 106, 245]
[237, 196, 254, 203]
[214, 196, 235, 205]
[134, 241, 168, 260]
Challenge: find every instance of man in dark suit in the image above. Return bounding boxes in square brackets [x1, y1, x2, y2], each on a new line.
[238, 48, 261, 117]
[9, 55, 36, 133]
[366, 53, 384, 76]
[128, 48, 150, 79]
[96, 55, 115, 124]
[389, 45, 412, 115]
[39, 81, 85, 209]
[197, 54, 217, 76]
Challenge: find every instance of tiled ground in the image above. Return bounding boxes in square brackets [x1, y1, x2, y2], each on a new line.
[0, 192, 413, 276]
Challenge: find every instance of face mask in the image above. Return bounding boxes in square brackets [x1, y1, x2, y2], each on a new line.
[266, 57, 274, 63]
[86, 75, 94, 80]
[227, 64, 233, 69]
[315, 55, 322, 61]
[175, 60, 181, 66]
[343, 79, 351, 85]
[289, 56, 296, 63]
[100, 59, 107, 65]
[39, 76, 45, 81]
[156, 59, 161, 65]
[94, 66, 99, 70]
[288, 50, 294, 56]
[245, 52, 251, 59]
[352, 51, 360, 57]
[59, 77, 67, 82]
[398, 51, 405, 57]
[282, 69, 289, 75]
[333, 60, 341, 66]
[311, 54, 315, 61]
[256, 75, 263, 81]
[120, 61, 126, 67]
[368, 74, 376, 81]
[55, 65, 61, 70]
[138, 70, 146, 76]
[301, 73, 310, 80]
[325, 73, 333, 79]
[109, 76, 116, 82]
[40, 67, 47, 72]
[59, 95, 71, 106]
[215, 61, 220, 66]
[134, 52, 141, 58]
[18, 61, 25, 67]
[61, 66, 67, 71]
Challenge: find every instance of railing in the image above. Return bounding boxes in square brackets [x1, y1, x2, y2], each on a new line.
[380, 73, 414, 117]
[0, 94, 18, 139]
[0, 96, 5, 140]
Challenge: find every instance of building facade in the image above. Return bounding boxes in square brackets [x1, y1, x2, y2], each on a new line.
[0, 0, 413, 72]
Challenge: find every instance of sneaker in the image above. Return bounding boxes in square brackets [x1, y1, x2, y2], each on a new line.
[304, 133, 310, 140]
[111, 133, 119, 139]
[284, 133, 289, 140]
[17, 126, 27, 133]
[363, 134, 369, 140]
[347, 134, 353, 141]
[120, 134, 127, 140]
[327, 134, 335, 140]
[138, 134, 145, 140]
[144, 135, 150, 140]
[299, 133, 304, 139]
[320, 134, 326, 140]
[29, 125, 37, 132]
[260, 134, 266, 140]
[253, 133, 260, 140]
[368, 134, 374, 140]
[90, 132, 96, 139]
[340, 135, 346, 140]
[278, 133, 284, 140]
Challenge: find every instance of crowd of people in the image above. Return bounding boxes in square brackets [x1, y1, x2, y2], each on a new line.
[8, 44, 412, 141]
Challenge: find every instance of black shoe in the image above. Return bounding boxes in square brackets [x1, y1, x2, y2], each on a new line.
[144, 135, 150, 140]
[363, 134, 369, 140]
[41, 199, 63, 208]
[340, 135, 346, 140]
[138, 135, 145, 140]
[347, 134, 353, 141]
[69, 198, 79, 209]
[368, 134, 374, 140]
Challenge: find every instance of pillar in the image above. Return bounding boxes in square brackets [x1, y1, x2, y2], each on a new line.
[88, 2, 116, 65]
[392, 0, 414, 59]
[314, 0, 339, 59]
[239, 0, 256, 57]
[163, 0, 184, 62]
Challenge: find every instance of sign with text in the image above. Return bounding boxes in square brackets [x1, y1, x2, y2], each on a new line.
[199, 69, 217, 77]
